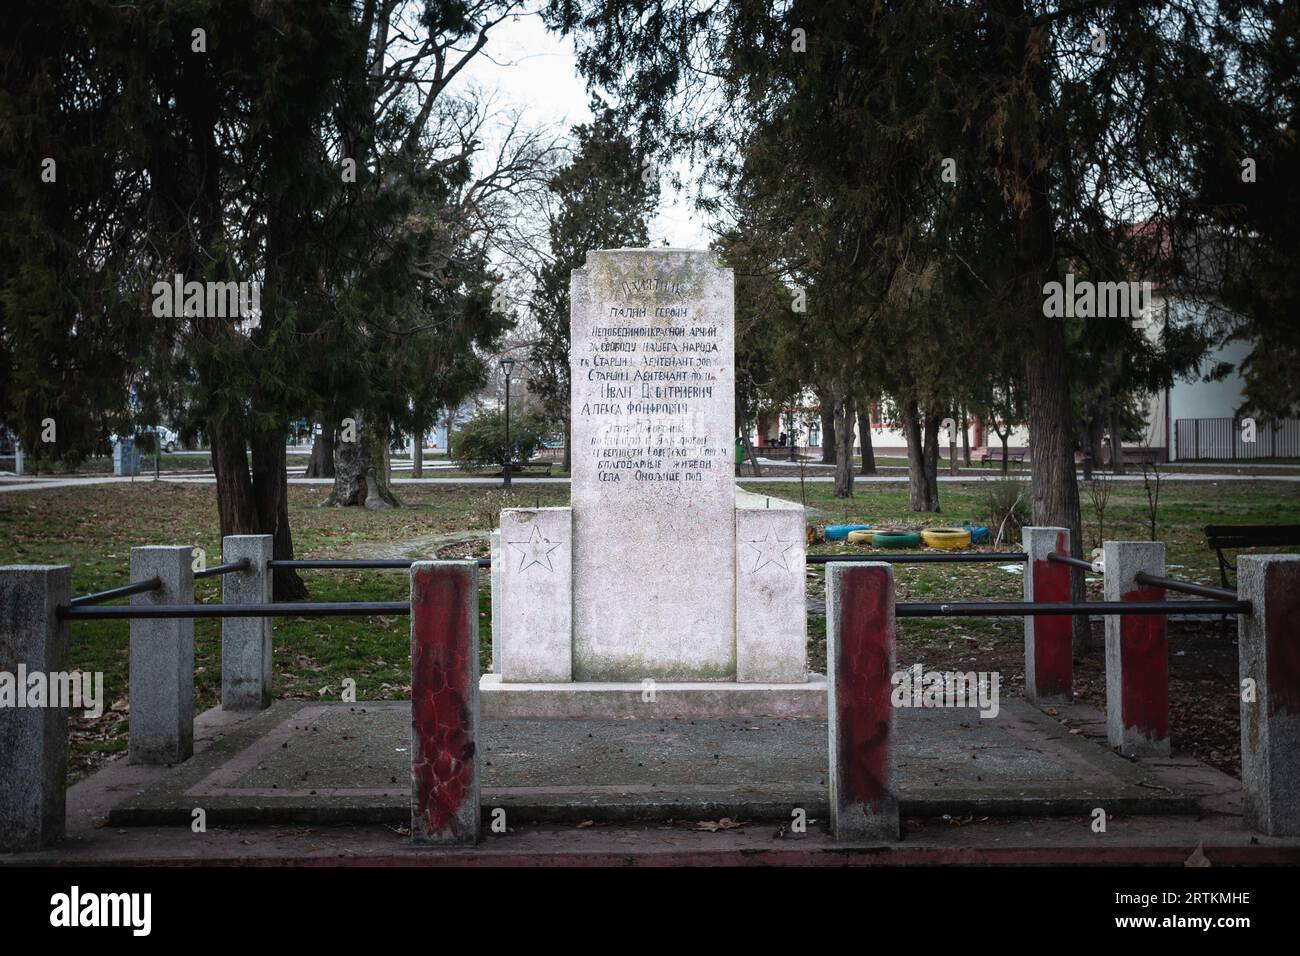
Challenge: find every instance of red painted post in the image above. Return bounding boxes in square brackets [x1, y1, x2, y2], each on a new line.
[1103, 541, 1169, 755]
[1022, 527, 1073, 703]
[826, 562, 898, 840]
[410, 560, 480, 845]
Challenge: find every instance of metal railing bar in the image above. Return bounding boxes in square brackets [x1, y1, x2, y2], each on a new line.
[67, 576, 163, 608]
[808, 552, 1026, 565]
[1134, 570, 1238, 602]
[896, 600, 1251, 618]
[58, 601, 410, 621]
[1046, 552, 1097, 572]
[268, 558, 493, 569]
[194, 558, 251, 579]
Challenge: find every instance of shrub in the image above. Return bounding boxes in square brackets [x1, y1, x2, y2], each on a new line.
[451, 409, 550, 471]
[980, 480, 1030, 546]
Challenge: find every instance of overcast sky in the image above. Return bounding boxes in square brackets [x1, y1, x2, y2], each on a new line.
[451, 9, 713, 250]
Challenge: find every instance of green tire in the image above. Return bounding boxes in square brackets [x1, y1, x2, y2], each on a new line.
[871, 530, 922, 549]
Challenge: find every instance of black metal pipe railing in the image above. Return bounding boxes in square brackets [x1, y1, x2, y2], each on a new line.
[194, 558, 251, 579]
[1046, 551, 1096, 572]
[58, 601, 410, 621]
[808, 552, 1026, 565]
[896, 599, 1251, 618]
[269, 558, 493, 569]
[68, 576, 162, 608]
[1134, 571, 1238, 602]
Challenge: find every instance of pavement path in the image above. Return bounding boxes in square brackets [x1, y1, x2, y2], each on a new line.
[4, 471, 1300, 494]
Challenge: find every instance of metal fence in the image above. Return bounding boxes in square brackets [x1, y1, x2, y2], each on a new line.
[1174, 417, 1300, 460]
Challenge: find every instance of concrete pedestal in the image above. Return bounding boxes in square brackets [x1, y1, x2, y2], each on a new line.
[0, 565, 71, 850]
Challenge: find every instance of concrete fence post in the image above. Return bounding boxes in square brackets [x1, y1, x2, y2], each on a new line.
[1103, 541, 1169, 756]
[1022, 526, 1073, 703]
[1238, 554, 1300, 836]
[0, 565, 71, 851]
[410, 560, 480, 845]
[129, 546, 194, 765]
[826, 562, 899, 841]
[221, 535, 273, 710]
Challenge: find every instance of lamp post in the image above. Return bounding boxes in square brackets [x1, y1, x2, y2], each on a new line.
[500, 357, 515, 488]
[787, 407, 797, 461]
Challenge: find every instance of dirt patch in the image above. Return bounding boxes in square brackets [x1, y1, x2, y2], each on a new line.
[898, 619, 1241, 778]
[437, 536, 490, 560]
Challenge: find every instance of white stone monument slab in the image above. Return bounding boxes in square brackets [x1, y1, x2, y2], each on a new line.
[498, 507, 572, 682]
[735, 491, 807, 682]
[570, 249, 736, 680]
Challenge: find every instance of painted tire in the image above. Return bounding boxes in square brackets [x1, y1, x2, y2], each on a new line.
[846, 529, 874, 544]
[922, 527, 973, 549]
[871, 530, 922, 549]
[961, 525, 990, 545]
[825, 523, 871, 541]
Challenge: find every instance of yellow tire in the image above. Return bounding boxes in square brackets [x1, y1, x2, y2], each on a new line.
[846, 529, 874, 544]
[921, 527, 972, 549]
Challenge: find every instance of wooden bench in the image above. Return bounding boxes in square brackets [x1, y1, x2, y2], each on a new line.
[979, 446, 1027, 468]
[1205, 524, 1300, 588]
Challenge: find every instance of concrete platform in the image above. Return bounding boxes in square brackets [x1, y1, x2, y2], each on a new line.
[481, 673, 827, 718]
[102, 697, 1205, 827]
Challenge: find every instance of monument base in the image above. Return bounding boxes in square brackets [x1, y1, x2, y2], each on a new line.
[480, 673, 827, 720]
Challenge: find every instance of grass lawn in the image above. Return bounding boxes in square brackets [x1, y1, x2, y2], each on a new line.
[0, 475, 1295, 783]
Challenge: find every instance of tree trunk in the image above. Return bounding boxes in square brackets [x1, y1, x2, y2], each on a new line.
[819, 393, 836, 464]
[923, 414, 942, 511]
[995, 0, 1088, 652]
[563, 413, 572, 474]
[947, 406, 958, 476]
[1089, 415, 1106, 475]
[1109, 408, 1125, 474]
[832, 393, 855, 498]
[1081, 411, 1103, 481]
[211, 419, 259, 537]
[902, 401, 925, 509]
[1026, 330, 1087, 652]
[960, 404, 972, 466]
[999, 427, 1010, 475]
[250, 427, 308, 600]
[740, 423, 763, 477]
[305, 415, 335, 478]
[901, 400, 940, 511]
[411, 426, 423, 478]
[324, 410, 401, 509]
[859, 408, 876, 474]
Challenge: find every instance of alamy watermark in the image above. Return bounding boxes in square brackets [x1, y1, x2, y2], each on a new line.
[50, 886, 151, 936]
[891, 663, 1000, 718]
[0, 665, 104, 718]
[1042, 273, 1154, 320]
[151, 273, 261, 325]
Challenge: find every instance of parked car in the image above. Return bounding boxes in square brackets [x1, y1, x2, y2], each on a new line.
[540, 433, 565, 449]
[111, 426, 179, 453]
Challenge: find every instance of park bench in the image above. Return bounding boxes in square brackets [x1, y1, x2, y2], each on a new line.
[1205, 524, 1300, 589]
[978, 446, 1026, 468]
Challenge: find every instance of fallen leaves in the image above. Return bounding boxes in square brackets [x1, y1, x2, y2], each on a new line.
[695, 817, 745, 832]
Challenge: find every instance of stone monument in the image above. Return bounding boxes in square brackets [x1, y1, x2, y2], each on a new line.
[485, 249, 819, 716]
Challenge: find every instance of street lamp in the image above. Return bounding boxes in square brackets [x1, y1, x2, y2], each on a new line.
[500, 357, 516, 488]
[787, 406, 797, 461]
